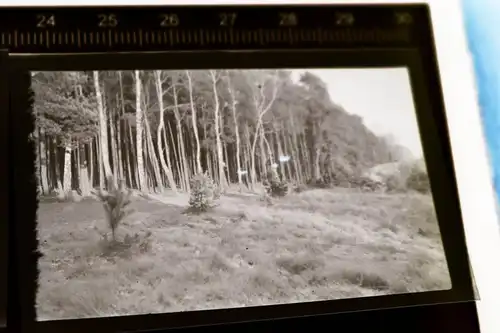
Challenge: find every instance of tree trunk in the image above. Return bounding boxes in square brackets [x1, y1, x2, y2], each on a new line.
[224, 142, 230, 184]
[172, 84, 190, 192]
[62, 145, 72, 193]
[128, 121, 138, 189]
[226, 71, 243, 189]
[97, 134, 104, 189]
[134, 70, 146, 191]
[109, 103, 119, 181]
[93, 71, 113, 182]
[38, 127, 49, 195]
[145, 111, 163, 192]
[154, 70, 177, 192]
[118, 71, 131, 187]
[186, 70, 203, 174]
[209, 70, 226, 189]
[89, 141, 95, 190]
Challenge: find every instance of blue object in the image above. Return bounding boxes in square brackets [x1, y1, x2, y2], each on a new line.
[462, 0, 500, 205]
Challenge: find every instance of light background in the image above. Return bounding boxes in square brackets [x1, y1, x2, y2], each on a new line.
[1, 0, 499, 332]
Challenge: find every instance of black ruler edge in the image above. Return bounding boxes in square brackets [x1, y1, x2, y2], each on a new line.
[0, 5, 424, 53]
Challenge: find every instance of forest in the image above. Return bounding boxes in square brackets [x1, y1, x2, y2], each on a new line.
[33, 69, 450, 320]
[31, 69, 407, 197]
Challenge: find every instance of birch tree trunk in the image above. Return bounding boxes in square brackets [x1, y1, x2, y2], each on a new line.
[134, 70, 146, 191]
[93, 71, 112, 184]
[62, 145, 72, 193]
[209, 70, 227, 189]
[186, 70, 203, 174]
[154, 70, 178, 192]
[226, 70, 243, 189]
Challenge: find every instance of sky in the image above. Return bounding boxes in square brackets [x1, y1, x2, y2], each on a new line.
[290, 67, 423, 158]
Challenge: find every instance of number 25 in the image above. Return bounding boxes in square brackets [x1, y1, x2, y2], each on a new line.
[98, 14, 118, 28]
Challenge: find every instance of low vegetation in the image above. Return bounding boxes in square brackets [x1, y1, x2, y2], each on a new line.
[36, 179, 450, 320]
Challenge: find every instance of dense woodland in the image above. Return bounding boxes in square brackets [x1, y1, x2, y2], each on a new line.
[31, 69, 408, 197]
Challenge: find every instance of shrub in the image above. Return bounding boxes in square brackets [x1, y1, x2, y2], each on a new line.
[188, 171, 220, 212]
[96, 176, 133, 242]
[263, 168, 289, 197]
[385, 173, 406, 192]
[406, 165, 431, 194]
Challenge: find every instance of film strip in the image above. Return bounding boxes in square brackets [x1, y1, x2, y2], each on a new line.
[0, 5, 421, 53]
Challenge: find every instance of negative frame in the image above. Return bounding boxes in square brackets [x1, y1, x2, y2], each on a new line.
[7, 49, 474, 333]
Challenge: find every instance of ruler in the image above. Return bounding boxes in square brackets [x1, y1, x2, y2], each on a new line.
[0, 5, 424, 53]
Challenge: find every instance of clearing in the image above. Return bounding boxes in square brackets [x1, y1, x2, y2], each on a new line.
[36, 187, 451, 320]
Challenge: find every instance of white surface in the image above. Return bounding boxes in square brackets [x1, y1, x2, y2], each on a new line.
[2, 0, 499, 332]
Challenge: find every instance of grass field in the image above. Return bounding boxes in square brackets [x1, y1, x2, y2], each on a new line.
[36, 187, 451, 321]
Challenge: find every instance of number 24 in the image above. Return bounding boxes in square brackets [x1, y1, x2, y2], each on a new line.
[36, 14, 56, 28]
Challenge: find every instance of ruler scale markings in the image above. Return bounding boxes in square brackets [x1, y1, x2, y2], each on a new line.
[228, 29, 234, 45]
[139, 29, 143, 47]
[1, 33, 4, 47]
[58, 32, 62, 45]
[264, 29, 270, 45]
[258, 28, 263, 46]
[234, 29, 240, 44]
[27, 32, 30, 45]
[174, 30, 179, 45]
[204, 30, 209, 44]
[132, 31, 136, 44]
[96, 31, 100, 45]
[311, 29, 317, 42]
[168, 30, 173, 46]
[316, 27, 323, 44]
[151, 31, 155, 44]
[77, 29, 81, 48]
[199, 29, 204, 45]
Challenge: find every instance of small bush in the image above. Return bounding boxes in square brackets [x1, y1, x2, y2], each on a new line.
[406, 165, 431, 194]
[385, 173, 406, 192]
[263, 168, 289, 197]
[96, 176, 133, 241]
[188, 171, 220, 212]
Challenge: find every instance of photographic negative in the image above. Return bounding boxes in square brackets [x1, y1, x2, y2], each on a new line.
[32, 67, 451, 321]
